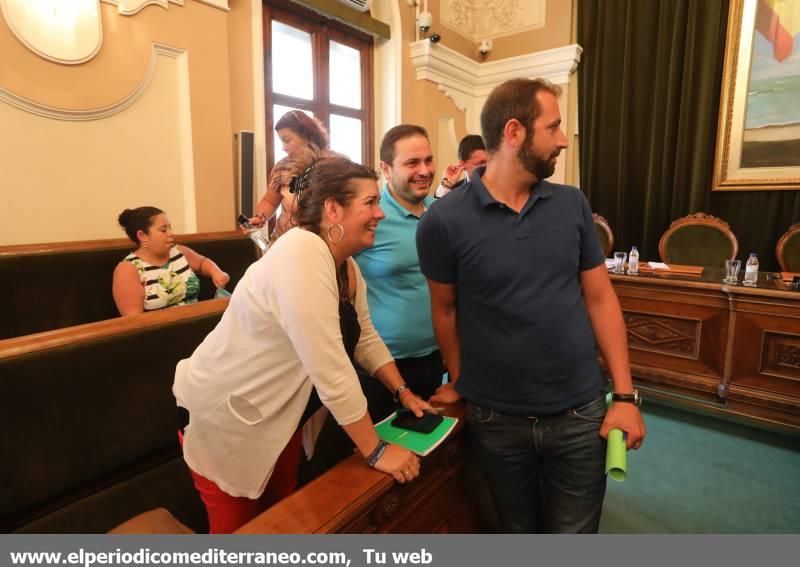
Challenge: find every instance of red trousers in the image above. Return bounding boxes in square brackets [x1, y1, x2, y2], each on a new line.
[180, 429, 303, 534]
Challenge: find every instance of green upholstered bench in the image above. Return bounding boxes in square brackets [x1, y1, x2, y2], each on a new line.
[0, 231, 258, 340]
[0, 300, 228, 533]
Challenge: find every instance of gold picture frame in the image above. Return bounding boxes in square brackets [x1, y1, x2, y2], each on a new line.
[712, 0, 800, 192]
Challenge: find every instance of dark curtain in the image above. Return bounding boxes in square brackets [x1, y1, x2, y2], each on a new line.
[578, 0, 800, 271]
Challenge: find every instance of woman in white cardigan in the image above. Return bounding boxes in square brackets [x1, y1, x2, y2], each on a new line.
[173, 157, 429, 533]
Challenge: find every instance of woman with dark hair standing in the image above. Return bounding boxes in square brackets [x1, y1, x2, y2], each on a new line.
[174, 157, 429, 533]
[248, 110, 337, 240]
[112, 207, 230, 316]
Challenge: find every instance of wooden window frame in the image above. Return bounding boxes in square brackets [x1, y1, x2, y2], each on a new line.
[263, 0, 374, 168]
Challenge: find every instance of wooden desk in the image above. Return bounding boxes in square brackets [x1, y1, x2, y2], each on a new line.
[237, 403, 479, 534]
[609, 268, 800, 430]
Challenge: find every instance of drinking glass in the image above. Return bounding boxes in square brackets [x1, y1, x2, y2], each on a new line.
[724, 259, 741, 284]
[613, 252, 627, 274]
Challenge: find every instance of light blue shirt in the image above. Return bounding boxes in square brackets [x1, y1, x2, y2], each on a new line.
[354, 185, 437, 359]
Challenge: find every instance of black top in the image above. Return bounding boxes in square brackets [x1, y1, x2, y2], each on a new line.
[338, 298, 361, 363]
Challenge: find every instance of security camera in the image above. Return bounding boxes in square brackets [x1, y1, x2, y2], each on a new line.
[429, 33, 441, 43]
[478, 39, 492, 56]
[418, 11, 432, 33]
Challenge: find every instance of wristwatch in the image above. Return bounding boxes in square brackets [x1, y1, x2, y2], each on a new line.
[611, 389, 641, 406]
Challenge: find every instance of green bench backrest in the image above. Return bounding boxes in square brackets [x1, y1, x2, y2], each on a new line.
[0, 232, 256, 339]
[0, 301, 226, 533]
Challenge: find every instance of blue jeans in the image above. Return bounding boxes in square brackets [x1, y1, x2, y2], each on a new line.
[467, 395, 607, 533]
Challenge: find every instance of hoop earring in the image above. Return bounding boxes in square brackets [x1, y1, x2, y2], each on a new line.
[326, 223, 345, 243]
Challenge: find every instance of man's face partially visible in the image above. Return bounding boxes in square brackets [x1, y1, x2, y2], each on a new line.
[517, 90, 568, 180]
[463, 149, 488, 175]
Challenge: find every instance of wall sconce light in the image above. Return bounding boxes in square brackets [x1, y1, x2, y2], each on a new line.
[478, 39, 493, 57]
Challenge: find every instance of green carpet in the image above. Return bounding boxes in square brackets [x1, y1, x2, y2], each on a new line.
[600, 402, 800, 533]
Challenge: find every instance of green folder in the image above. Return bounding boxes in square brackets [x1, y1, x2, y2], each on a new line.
[375, 412, 458, 456]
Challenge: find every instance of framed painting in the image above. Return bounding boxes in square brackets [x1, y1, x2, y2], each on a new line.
[713, 0, 800, 191]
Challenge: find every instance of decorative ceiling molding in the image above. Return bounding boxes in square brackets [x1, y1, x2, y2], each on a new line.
[101, 0, 184, 16]
[410, 39, 581, 98]
[440, 0, 545, 42]
[410, 40, 582, 132]
[192, 0, 230, 11]
[101, 1, 229, 14]
[0, 0, 103, 65]
[0, 43, 186, 121]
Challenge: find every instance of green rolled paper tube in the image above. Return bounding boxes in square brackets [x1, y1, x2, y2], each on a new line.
[604, 392, 627, 481]
[606, 428, 627, 481]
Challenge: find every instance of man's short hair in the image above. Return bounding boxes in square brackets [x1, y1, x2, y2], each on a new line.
[480, 78, 562, 154]
[457, 135, 486, 161]
[380, 124, 429, 164]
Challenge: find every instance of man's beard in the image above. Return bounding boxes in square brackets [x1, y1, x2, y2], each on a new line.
[394, 175, 431, 204]
[518, 135, 557, 180]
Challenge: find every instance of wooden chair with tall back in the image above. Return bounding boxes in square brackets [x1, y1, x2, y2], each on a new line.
[776, 223, 800, 272]
[658, 213, 738, 267]
[593, 213, 614, 257]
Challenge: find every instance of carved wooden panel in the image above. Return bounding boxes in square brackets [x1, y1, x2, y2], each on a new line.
[728, 311, 800, 401]
[608, 276, 800, 429]
[624, 312, 700, 359]
[761, 332, 800, 382]
[370, 490, 402, 528]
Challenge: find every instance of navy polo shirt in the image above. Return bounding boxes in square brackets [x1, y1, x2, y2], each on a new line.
[416, 170, 606, 414]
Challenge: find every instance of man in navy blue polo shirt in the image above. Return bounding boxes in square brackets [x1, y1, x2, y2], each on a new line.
[354, 124, 441, 421]
[417, 78, 646, 533]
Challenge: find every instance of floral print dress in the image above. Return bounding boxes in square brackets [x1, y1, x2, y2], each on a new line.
[124, 246, 200, 311]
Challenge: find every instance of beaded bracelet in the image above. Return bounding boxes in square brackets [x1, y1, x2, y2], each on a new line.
[366, 439, 389, 468]
[394, 383, 410, 401]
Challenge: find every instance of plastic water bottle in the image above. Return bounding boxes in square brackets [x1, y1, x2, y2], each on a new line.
[744, 253, 759, 285]
[237, 214, 269, 254]
[628, 246, 639, 275]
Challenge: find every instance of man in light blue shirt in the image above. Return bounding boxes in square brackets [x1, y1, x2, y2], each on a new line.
[354, 124, 441, 420]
